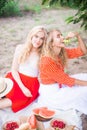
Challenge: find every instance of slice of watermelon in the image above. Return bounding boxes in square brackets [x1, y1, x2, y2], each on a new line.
[39, 109, 55, 119]
[33, 108, 40, 115]
[32, 107, 48, 115]
[27, 115, 37, 129]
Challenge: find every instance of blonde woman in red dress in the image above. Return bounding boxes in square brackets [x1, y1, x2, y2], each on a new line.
[38, 29, 87, 115]
[0, 26, 47, 112]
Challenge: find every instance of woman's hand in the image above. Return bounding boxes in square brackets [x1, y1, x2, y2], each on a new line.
[66, 32, 79, 39]
[21, 85, 32, 97]
[66, 32, 87, 54]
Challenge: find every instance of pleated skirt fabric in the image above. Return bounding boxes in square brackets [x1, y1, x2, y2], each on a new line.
[5, 72, 39, 112]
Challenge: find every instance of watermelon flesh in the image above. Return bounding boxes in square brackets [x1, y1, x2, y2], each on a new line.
[32, 107, 55, 119]
[39, 109, 55, 119]
[33, 107, 48, 115]
[27, 115, 37, 129]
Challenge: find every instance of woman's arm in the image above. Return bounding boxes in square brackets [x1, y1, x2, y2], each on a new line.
[66, 32, 87, 54]
[75, 79, 87, 86]
[11, 45, 32, 97]
[40, 57, 87, 87]
[75, 32, 87, 54]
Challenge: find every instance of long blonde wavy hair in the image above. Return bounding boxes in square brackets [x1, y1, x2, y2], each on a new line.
[42, 29, 68, 67]
[18, 26, 48, 64]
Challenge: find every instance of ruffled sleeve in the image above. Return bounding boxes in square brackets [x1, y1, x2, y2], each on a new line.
[66, 47, 84, 59]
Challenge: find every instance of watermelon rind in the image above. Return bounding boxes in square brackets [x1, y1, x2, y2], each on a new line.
[35, 115, 52, 122]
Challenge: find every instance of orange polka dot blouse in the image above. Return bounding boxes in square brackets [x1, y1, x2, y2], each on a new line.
[39, 47, 84, 87]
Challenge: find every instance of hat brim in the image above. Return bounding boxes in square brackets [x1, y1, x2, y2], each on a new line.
[0, 78, 13, 98]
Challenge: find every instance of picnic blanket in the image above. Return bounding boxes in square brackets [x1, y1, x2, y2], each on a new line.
[1, 73, 87, 130]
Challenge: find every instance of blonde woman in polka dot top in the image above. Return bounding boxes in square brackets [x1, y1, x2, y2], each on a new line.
[37, 29, 87, 115]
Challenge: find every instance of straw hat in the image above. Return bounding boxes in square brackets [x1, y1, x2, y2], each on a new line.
[0, 77, 13, 98]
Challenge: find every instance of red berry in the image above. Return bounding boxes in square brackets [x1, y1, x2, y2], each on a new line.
[6, 123, 11, 129]
[5, 121, 19, 130]
[52, 120, 66, 129]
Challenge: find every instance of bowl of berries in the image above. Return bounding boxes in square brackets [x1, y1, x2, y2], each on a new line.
[50, 118, 66, 130]
[2, 121, 19, 130]
[50, 118, 80, 130]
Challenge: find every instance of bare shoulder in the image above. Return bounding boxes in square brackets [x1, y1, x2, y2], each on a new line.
[15, 44, 24, 52]
[14, 44, 24, 56]
[16, 44, 24, 50]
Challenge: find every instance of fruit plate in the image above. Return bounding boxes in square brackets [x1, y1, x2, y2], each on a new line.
[35, 115, 53, 122]
[33, 107, 55, 122]
[50, 118, 67, 130]
[2, 121, 19, 130]
[50, 118, 80, 130]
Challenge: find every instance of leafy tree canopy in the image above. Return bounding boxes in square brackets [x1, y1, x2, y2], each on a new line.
[42, 0, 87, 30]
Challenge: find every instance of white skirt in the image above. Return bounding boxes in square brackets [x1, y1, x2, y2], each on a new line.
[37, 73, 87, 114]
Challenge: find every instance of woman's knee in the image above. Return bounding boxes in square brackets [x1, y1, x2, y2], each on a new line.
[0, 98, 12, 108]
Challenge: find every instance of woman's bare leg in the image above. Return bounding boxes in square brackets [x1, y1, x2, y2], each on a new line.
[0, 98, 12, 109]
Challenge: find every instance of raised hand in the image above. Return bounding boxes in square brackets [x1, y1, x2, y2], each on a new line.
[66, 32, 80, 39]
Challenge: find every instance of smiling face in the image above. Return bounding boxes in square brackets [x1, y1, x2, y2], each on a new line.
[52, 30, 65, 48]
[31, 31, 45, 49]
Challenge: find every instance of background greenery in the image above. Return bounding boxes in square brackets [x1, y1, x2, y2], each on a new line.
[42, 0, 87, 30]
[0, 0, 87, 30]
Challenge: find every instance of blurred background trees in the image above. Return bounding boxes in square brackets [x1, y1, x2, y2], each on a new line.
[0, 0, 87, 30]
[0, 0, 21, 17]
[42, 0, 87, 30]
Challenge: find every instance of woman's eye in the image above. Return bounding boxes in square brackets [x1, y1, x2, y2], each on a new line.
[56, 33, 62, 38]
[35, 35, 38, 38]
[41, 37, 44, 40]
[57, 35, 60, 38]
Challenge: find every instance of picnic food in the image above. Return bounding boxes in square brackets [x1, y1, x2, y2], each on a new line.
[33, 107, 55, 121]
[39, 109, 55, 119]
[15, 123, 29, 130]
[51, 119, 66, 129]
[2, 121, 19, 130]
[15, 115, 37, 130]
[33, 107, 48, 115]
[63, 39, 70, 45]
[50, 119, 66, 130]
[27, 114, 37, 129]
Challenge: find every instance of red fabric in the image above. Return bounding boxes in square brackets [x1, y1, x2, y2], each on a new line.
[5, 72, 39, 112]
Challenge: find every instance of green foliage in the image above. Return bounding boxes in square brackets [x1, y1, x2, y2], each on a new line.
[42, 0, 87, 30]
[23, 4, 42, 13]
[42, 0, 82, 7]
[23, 4, 30, 12]
[66, 0, 87, 30]
[42, 0, 59, 6]
[32, 5, 42, 13]
[0, 0, 21, 17]
[0, 0, 7, 10]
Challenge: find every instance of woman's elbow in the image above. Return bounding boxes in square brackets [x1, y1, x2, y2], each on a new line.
[84, 49, 87, 55]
